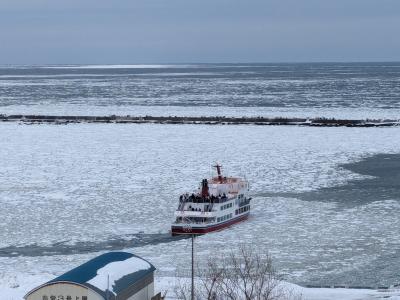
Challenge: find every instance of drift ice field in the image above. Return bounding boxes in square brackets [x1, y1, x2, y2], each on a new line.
[2, 63, 400, 299]
[1, 123, 400, 293]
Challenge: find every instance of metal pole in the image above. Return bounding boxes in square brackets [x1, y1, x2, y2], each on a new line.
[191, 234, 194, 300]
[107, 274, 110, 300]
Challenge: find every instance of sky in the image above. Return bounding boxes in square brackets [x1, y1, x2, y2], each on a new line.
[0, 0, 399, 64]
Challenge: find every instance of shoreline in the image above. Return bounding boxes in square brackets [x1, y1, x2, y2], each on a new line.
[1, 114, 399, 127]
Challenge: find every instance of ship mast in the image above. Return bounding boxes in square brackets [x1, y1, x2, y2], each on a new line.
[213, 163, 223, 183]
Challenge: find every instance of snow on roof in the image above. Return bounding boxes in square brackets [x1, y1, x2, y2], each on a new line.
[87, 254, 153, 294]
[48, 252, 155, 296]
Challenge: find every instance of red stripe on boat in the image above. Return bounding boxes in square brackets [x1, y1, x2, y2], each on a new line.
[171, 213, 249, 236]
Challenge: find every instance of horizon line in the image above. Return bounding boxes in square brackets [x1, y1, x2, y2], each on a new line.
[1, 60, 400, 67]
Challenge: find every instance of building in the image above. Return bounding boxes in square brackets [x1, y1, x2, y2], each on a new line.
[24, 252, 161, 300]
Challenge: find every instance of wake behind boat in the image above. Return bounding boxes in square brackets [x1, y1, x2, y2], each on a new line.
[171, 164, 251, 236]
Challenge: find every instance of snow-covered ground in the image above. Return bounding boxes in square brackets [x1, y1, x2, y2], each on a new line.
[155, 276, 400, 300]
[2, 272, 400, 300]
[1, 123, 400, 299]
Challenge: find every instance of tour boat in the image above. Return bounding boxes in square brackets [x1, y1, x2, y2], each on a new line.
[171, 164, 251, 235]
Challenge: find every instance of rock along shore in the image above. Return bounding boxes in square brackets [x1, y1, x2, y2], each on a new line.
[1, 114, 399, 127]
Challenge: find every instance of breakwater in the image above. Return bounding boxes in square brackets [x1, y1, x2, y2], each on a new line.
[1, 114, 399, 127]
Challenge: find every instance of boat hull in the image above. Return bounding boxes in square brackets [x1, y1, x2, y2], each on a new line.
[171, 212, 249, 236]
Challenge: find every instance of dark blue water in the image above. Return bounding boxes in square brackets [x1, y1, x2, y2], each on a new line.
[0, 63, 399, 109]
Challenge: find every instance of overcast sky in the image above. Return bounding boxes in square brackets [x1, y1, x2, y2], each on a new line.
[0, 0, 399, 64]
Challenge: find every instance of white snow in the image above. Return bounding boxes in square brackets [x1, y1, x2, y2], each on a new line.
[0, 272, 53, 300]
[2, 123, 400, 299]
[87, 256, 151, 294]
[2, 273, 400, 300]
[154, 276, 400, 300]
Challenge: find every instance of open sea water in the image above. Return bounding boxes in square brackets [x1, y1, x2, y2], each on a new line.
[1, 63, 400, 118]
[1, 63, 400, 293]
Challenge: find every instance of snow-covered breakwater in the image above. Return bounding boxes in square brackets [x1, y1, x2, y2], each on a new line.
[1, 114, 399, 127]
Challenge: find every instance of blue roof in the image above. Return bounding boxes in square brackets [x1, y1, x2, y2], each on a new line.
[48, 252, 156, 296]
